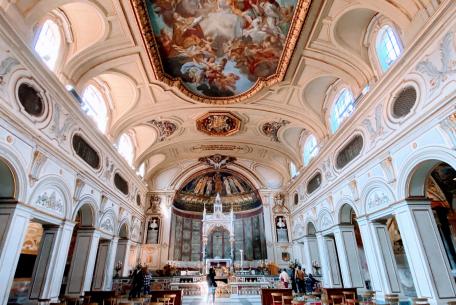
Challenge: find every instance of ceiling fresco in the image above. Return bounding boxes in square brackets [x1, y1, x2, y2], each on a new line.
[174, 170, 261, 213]
[132, 0, 312, 104]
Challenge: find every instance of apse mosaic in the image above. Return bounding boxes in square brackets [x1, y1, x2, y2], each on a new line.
[132, 0, 312, 103]
[174, 170, 261, 212]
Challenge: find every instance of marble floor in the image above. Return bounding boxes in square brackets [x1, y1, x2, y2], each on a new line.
[182, 295, 261, 305]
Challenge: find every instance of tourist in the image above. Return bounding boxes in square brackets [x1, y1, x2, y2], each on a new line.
[129, 265, 144, 299]
[143, 267, 152, 295]
[206, 267, 217, 304]
[295, 266, 306, 293]
[279, 268, 290, 288]
[306, 274, 319, 293]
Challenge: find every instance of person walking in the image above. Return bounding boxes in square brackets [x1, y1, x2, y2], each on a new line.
[295, 266, 306, 294]
[206, 267, 217, 304]
[279, 268, 290, 288]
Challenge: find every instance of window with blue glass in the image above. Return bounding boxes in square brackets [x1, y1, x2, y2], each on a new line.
[290, 162, 298, 178]
[330, 88, 355, 133]
[376, 25, 402, 72]
[81, 85, 108, 133]
[303, 135, 319, 166]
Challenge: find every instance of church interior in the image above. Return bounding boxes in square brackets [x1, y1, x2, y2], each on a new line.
[0, 0, 455, 304]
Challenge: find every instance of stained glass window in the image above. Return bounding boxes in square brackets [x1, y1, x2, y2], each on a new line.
[303, 135, 319, 166]
[34, 20, 61, 70]
[81, 85, 108, 133]
[330, 88, 355, 133]
[376, 25, 402, 72]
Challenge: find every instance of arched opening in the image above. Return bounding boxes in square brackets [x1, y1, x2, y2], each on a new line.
[114, 222, 131, 278]
[376, 25, 402, 72]
[61, 203, 97, 297]
[34, 19, 62, 71]
[307, 222, 316, 236]
[339, 204, 371, 289]
[409, 160, 456, 276]
[0, 159, 16, 199]
[330, 88, 355, 133]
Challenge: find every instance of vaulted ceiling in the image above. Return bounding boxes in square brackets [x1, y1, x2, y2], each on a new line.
[5, 0, 440, 191]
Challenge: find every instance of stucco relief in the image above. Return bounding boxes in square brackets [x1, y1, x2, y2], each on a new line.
[416, 32, 456, 91]
[100, 217, 114, 233]
[362, 104, 384, 143]
[49, 103, 74, 144]
[35, 191, 64, 215]
[440, 112, 456, 148]
[0, 56, 19, 86]
[261, 120, 289, 142]
[365, 188, 391, 213]
[318, 210, 333, 231]
[148, 119, 177, 141]
[196, 112, 241, 136]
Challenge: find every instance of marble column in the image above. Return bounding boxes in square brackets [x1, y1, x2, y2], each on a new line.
[260, 192, 275, 261]
[301, 235, 320, 275]
[333, 225, 364, 288]
[316, 233, 342, 288]
[114, 239, 132, 277]
[0, 201, 31, 305]
[394, 199, 456, 304]
[65, 228, 100, 296]
[357, 218, 401, 298]
[160, 198, 172, 267]
[29, 222, 75, 302]
[92, 237, 118, 291]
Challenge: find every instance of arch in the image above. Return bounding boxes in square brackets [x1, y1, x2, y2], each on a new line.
[118, 220, 130, 239]
[72, 195, 98, 227]
[28, 175, 72, 219]
[303, 134, 319, 166]
[0, 157, 17, 199]
[306, 220, 317, 236]
[0, 145, 28, 202]
[397, 147, 456, 200]
[339, 204, 356, 224]
[33, 18, 62, 71]
[334, 196, 359, 223]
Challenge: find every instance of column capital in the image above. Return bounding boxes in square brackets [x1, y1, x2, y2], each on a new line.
[393, 197, 432, 214]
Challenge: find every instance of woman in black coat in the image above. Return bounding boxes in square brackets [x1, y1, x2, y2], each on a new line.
[206, 268, 217, 304]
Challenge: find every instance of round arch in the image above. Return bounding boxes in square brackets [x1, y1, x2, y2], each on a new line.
[397, 147, 456, 199]
[0, 145, 28, 201]
[73, 196, 98, 227]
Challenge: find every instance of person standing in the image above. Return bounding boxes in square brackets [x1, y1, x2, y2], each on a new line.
[279, 268, 290, 288]
[295, 266, 306, 294]
[129, 265, 144, 299]
[306, 273, 320, 293]
[206, 267, 217, 304]
[143, 267, 152, 295]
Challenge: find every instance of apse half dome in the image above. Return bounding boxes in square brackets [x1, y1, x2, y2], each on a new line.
[174, 170, 261, 213]
[132, 0, 313, 104]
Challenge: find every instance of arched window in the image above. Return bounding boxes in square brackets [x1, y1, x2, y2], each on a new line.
[376, 25, 402, 72]
[137, 162, 145, 178]
[81, 85, 108, 133]
[290, 162, 298, 178]
[330, 88, 355, 133]
[117, 133, 134, 167]
[34, 19, 61, 70]
[303, 135, 319, 166]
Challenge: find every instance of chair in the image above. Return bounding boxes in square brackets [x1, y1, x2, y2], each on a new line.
[384, 294, 400, 305]
[83, 296, 92, 305]
[411, 297, 430, 305]
[330, 294, 345, 305]
[282, 295, 293, 305]
[131, 298, 145, 305]
[271, 293, 283, 305]
[157, 298, 171, 305]
[104, 298, 117, 305]
[148, 303, 163, 305]
[291, 301, 306, 305]
[65, 297, 82, 305]
[344, 291, 357, 305]
[163, 294, 176, 305]
[361, 291, 375, 305]
[117, 303, 132, 305]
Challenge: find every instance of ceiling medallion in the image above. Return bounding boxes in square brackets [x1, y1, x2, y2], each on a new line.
[148, 119, 177, 141]
[132, 0, 313, 104]
[199, 154, 237, 170]
[262, 119, 290, 142]
[196, 112, 241, 136]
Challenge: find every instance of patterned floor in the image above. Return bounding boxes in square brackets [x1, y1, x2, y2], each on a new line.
[182, 296, 261, 305]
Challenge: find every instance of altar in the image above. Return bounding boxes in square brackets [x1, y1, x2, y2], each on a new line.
[205, 258, 232, 274]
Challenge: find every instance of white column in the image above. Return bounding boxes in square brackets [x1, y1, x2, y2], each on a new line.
[260, 192, 275, 261]
[357, 218, 401, 298]
[302, 235, 319, 275]
[114, 239, 132, 277]
[394, 200, 456, 304]
[66, 228, 100, 296]
[92, 237, 118, 291]
[317, 233, 342, 288]
[333, 225, 364, 288]
[0, 201, 31, 305]
[292, 241, 303, 263]
[160, 213, 171, 268]
[29, 222, 75, 302]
